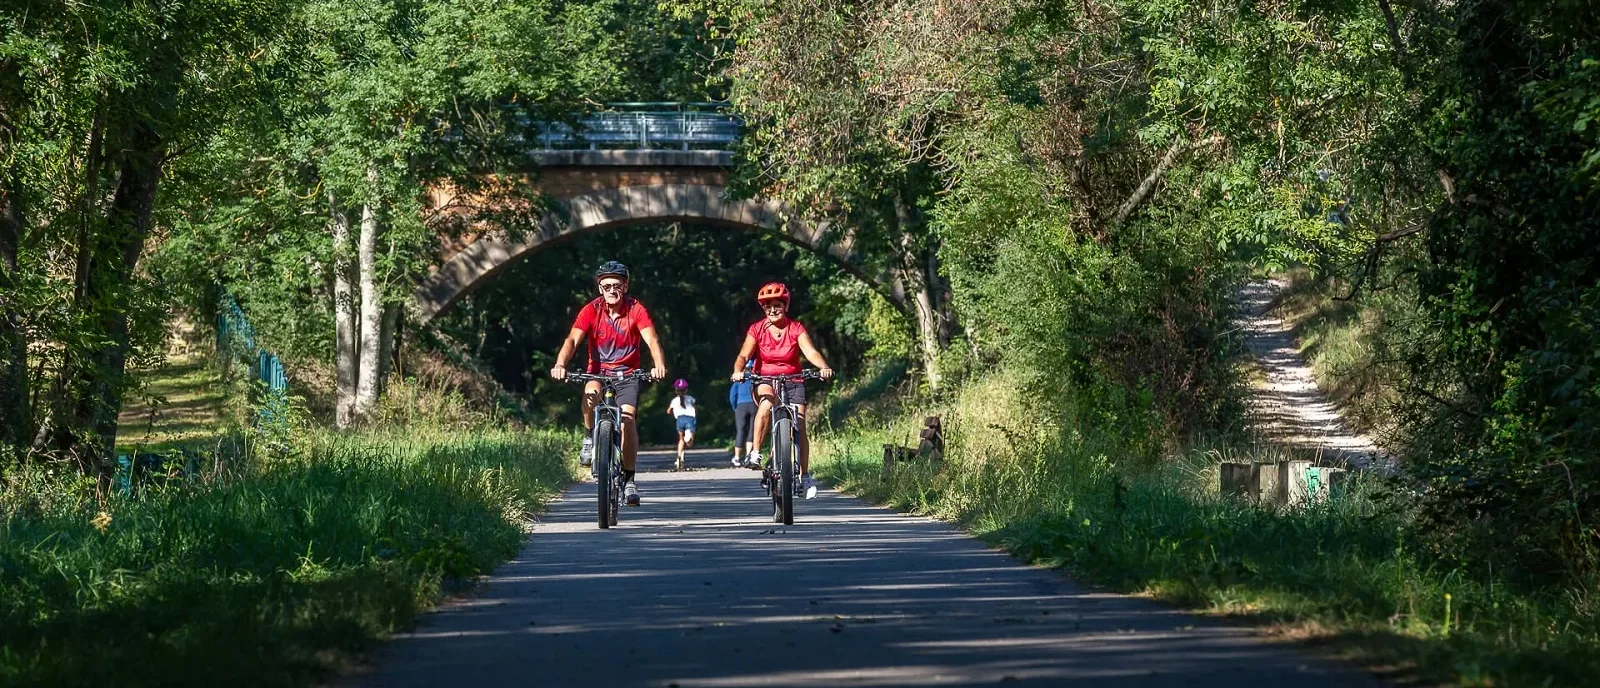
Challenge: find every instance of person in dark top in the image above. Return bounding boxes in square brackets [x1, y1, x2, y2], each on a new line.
[729, 361, 757, 468]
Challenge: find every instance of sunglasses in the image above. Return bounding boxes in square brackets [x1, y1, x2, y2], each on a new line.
[761, 302, 787, 312]
[598, 282, 626, 293]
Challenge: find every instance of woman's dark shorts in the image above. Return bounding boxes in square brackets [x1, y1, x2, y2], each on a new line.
[760, 380, 806, 406]
[733, 402, 757, 445]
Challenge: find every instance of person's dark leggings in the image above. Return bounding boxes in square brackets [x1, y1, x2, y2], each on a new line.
[733, 402, 757, 448]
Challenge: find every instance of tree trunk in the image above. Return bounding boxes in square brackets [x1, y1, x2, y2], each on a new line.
[377, 302, 399, 394]
[329, 191, 358, 429]
[55, 124, 163, 483]
[892, 192, 947, 393]
[0, 179, 29, 454]
[354, 185, 382, 419]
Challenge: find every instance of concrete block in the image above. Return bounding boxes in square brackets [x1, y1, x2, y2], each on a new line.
[678, 184, 712, 219]
[1277, 460, 1312, 507]
[1219, 462, 1251, 498]
[1246, 463, 1278, 503]
[1327, 467, 1351, 499]
[1307, 466, 1349, 503]
[564, 193, 614, 229]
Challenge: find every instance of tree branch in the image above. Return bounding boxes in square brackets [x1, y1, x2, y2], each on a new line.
[1377, 0, 1410, 69]
[1111, 134, 1223, 227]
[1336, 222, 1429, 301]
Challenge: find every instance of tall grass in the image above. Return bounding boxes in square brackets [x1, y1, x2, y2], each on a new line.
[0, 428, 577, 687]
[814, 374, 1600, 687]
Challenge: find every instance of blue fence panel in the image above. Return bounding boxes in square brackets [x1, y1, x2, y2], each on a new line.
[215, 290, 290, 427]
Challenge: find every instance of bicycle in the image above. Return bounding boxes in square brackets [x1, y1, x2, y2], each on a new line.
[563, 369, 655, 529]
[744, 369, 826, 525]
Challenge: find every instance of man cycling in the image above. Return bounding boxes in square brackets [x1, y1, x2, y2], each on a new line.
[730, 282, 833, 499]
[550, 261, 667, 507]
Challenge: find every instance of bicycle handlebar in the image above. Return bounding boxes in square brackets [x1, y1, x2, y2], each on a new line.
[741, 369, 829, 383]
[562, 369, 657, 384]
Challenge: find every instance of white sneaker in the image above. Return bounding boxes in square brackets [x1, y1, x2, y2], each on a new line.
[748, 450, 762, 469]
[624, 481, 640, 507]
[579, 437, 594, 466]
[802, 474, 818, 500]
[732, 454, 744, 467]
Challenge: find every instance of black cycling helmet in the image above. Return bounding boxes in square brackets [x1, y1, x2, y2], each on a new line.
[595, 260, 629, 282]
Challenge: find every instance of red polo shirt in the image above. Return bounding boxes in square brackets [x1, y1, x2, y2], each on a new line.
[572, 297, 654, 373]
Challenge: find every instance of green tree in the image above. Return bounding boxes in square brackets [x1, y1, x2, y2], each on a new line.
[1392, 0, 1600, 574]
[1, 0, 306, 478]
[714, 0, 957, 392]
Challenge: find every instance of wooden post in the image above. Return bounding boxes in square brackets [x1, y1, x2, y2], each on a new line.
[882, 444, 897, 472]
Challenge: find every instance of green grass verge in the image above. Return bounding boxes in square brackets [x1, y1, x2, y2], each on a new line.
[813, 382, 1599, 687]
[116, 353, 234, 455]
[1, 429, 578, 687]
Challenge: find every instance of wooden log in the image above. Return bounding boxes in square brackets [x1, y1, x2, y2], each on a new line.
[918, 415, 945, 462]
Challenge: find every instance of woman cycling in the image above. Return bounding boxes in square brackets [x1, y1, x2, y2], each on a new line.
[729, 282, 833, 499]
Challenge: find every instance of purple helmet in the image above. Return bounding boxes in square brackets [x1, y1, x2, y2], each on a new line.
[673, 378, 688, 390]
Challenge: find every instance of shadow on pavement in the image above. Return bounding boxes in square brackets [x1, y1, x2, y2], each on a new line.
[356, 466, 1380, 687]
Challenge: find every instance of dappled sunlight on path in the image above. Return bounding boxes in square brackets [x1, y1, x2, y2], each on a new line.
[355, 460, 1381, 687]
[1237, 279, 1396, 474]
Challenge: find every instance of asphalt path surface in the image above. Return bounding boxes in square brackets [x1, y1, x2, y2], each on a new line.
[357, 448, 1380, 687]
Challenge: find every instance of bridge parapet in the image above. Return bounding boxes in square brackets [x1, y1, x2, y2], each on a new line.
[536, 102, 739, 155]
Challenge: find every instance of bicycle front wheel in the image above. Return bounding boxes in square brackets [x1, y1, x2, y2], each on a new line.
[774, 417, 795, 525]
[595, 419, 616, 529]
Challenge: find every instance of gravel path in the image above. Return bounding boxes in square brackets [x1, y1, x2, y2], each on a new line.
[1237, 278, 1392, 472]
[353, 450, 1381, 687]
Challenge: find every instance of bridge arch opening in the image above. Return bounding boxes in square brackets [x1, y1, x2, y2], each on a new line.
[424, 219, 885, 444]
[414, 183, 859, 323]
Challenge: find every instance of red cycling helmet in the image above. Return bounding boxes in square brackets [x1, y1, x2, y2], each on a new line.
[756, 282, 790, 304]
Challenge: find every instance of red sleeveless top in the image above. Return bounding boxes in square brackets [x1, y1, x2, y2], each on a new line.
[748, 319, 807, 376]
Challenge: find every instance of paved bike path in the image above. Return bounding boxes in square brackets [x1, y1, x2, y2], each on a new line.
[357, 462, 1380, 687]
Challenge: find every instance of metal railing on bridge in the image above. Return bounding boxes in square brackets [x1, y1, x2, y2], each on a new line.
[534, 102, 740, 152]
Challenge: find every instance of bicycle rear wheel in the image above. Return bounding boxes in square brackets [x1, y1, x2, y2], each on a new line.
[774, 417, 795, 525]
[595, 419, 616, 529]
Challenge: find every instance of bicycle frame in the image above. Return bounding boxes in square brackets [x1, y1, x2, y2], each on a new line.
[565, 370, 651, 529]
[746, 370, 822, 524]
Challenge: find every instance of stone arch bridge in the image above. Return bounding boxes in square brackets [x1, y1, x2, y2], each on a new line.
[414, 106, 877, 323]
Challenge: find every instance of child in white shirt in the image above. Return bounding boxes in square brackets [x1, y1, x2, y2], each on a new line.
[668, 380, 697, 471]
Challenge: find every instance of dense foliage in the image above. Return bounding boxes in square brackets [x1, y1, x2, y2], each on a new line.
[714, 0, 1600, 581]
[1392, 0, 1600, 577]
[3, 0, 1597, 644]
